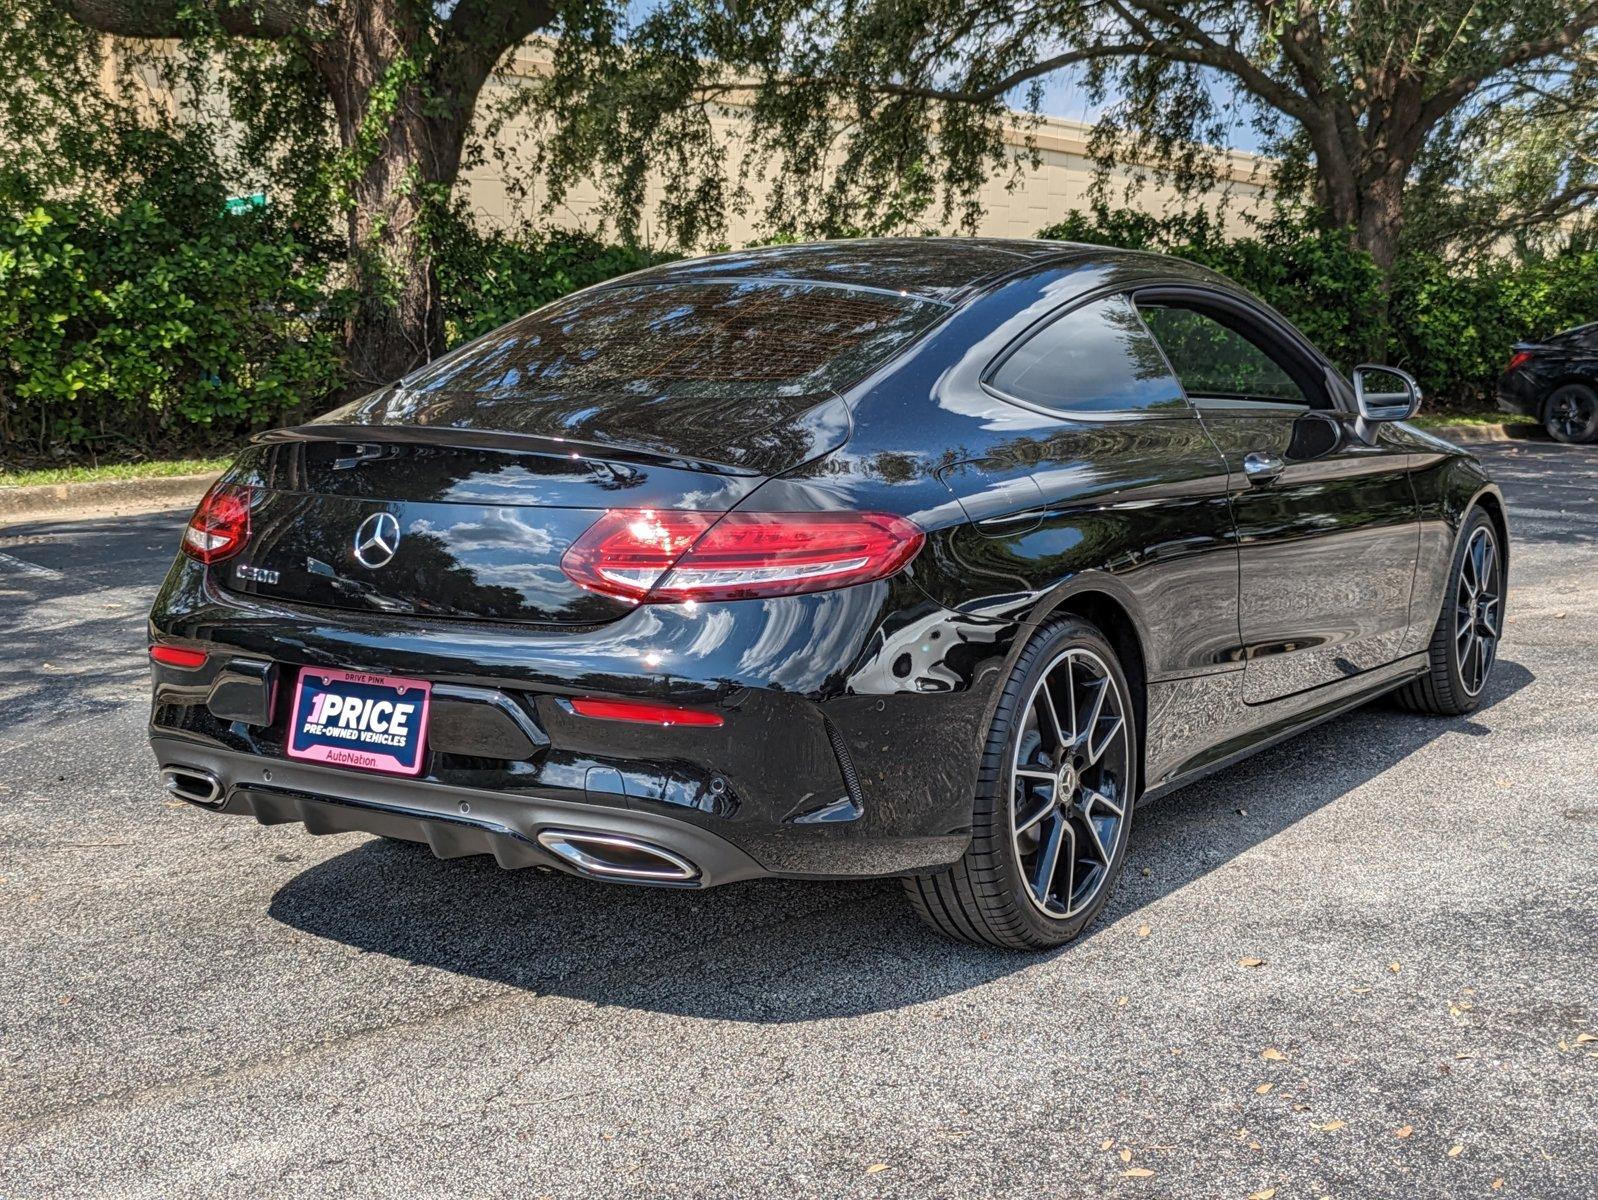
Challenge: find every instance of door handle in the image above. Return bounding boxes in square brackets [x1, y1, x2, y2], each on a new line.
[1243, 451, 1285, 486]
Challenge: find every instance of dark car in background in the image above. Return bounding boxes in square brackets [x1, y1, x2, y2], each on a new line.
[148, 239, 1509, 950]
[1498, 321, 1598, 443]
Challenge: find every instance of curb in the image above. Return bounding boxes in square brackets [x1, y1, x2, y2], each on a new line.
[1421, 421, 1544, 445]
[0, 472, 219, 526]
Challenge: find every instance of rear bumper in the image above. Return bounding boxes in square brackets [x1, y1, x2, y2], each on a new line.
[153, 737, 770, 887]
[1496, 372, 1539, 416]
[147, 560, 1006, 883]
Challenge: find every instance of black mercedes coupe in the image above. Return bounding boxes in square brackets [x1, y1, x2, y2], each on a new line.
[149, 239, 1508, 950]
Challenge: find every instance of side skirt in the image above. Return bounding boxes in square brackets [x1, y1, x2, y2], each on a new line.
[1142, 654, 1428, 805]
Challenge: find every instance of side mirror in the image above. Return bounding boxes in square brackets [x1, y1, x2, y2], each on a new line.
[1352, 364, 1422, 423]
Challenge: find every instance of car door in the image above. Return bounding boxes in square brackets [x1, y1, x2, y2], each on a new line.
[1136, 288, 1420, 705]
[913, 290, 1244, 786]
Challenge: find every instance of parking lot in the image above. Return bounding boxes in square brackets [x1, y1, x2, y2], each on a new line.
[1, 438, 1594, 1199]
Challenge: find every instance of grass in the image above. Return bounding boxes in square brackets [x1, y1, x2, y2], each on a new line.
[1413, 411, 1536, 429]
[0, 456, 230, 488]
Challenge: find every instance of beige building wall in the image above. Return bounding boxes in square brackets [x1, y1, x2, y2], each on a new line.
[461, 51, 1278, 247]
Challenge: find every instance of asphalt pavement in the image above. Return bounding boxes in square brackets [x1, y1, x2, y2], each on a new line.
[1, 439, 1594, 1199]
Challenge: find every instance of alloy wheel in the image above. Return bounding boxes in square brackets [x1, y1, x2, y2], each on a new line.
[1548, 389, 1597, 442]
[1455, 525, 1501, 697]
[1010, 647, 1132, 918]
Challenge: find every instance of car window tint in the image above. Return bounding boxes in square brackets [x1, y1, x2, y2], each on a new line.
[989, 295, 1188, 414]
[1139, 305, 1309, 406]
[397, 282, 945, 400]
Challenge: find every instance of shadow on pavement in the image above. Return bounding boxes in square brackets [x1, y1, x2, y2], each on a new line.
[0, 510, 187, 743]
[268, 659, 1533, 1021]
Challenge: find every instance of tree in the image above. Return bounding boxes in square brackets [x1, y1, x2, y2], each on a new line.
[51, 0, 564, 388]
[544, 1, 1598, 280]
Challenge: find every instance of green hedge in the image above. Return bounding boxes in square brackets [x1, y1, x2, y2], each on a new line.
[1038, 208, 1598, 412]
[6, 190, 1590, 464]
[435, 218, 674, 347]
[0, 191, 672, 465]
[0, 196, 348, 461]
[1389, 249, 1598, 409]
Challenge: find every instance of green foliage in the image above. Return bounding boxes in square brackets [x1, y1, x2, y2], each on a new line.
[1390, 246, 1598, 407]
[0, 158, 675, 462]
[0, 179, 350, 461]
[1038, 207, 1598, 409]
[433, 214, 676, 345]
[537, 1, 1598, 266]
[1039, 208, 1385, 373]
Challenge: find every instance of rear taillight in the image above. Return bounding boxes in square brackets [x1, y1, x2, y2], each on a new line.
[561, 509, 925, 603]
[181, 482, 253, 564]
[1506, 350, 1533, 371]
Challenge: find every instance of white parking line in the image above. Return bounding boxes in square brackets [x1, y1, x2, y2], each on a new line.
[0, 551, 64, 579]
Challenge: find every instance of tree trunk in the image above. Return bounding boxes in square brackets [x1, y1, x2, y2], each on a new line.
[314, 1, 472, 391]
[1313, 137, 1412, 363]
[339, 111, 453, 390]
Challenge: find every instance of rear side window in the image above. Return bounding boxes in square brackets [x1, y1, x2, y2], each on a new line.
[988, 295, 1189, 415]
[398, 281, 945, 399]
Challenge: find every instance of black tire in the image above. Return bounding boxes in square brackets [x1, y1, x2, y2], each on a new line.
[1394, 507, 1505, 716]
[1543, 383, 1598, 444]
[903, 617, 1138, 950]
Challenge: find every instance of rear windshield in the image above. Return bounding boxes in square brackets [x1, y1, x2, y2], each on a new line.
[396, 281, 945, 400]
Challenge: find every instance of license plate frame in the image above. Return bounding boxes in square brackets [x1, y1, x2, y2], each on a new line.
[286, 667, 432, 776]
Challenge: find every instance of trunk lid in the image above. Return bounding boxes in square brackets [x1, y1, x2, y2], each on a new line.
[215, 395, 848, 626]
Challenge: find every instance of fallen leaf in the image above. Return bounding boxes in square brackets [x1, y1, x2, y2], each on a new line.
[865, 1163, 890, 1175]
[1491, 1179, 1504, 1190]
[1395, 1125, 1414, 1139]
[1136, 924, 1151, 938]
[1117, 996, 1130, 1007]
[1249, 1190, 1277, 1200]
[1554, 611, 1567, 619]
[1455, 1051, 1477, 1060]
[1120, 1149, 1133, 1163]
[1240, 957, 1267, 968]
[1317, 1120, 1346, 1132]
[1577, 1033, 1596, 1044]
[1388, 961, 1402, 974]
[1447, 1145, 1464, 1158]
[1101, 1139, 1114, 1151]
[1261, 1048, 1288, 1062]
[1122, 1168, 1154, 1179]
[1255, 1083, 1274, 1095]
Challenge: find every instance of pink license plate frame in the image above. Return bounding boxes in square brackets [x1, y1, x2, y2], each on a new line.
[285, 667, 432, 776]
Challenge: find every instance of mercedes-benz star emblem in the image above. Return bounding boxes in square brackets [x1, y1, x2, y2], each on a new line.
[353, 512, 401, 568]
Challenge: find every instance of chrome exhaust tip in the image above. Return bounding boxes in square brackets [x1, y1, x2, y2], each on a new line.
[535, 829, 699, 884]
[160, 766, 224, 808]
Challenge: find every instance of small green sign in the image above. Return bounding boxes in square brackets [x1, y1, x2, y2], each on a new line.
[224, 192, 267, 215]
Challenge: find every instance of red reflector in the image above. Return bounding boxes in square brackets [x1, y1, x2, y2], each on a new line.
[1506, 351, 1533, 371]
[569, 697, 724, 727]
[150, 644, 208, 669]
[181, 481, 253, 565]
[562, 510, 925, 603]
